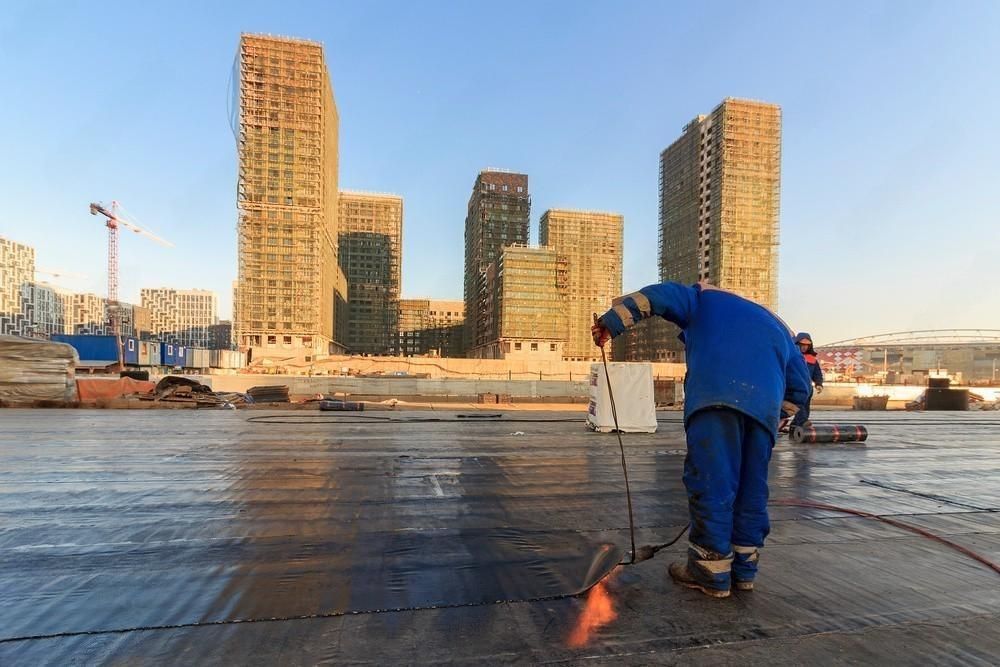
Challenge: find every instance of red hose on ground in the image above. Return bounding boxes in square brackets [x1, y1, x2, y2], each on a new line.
[772, 498, 1000, 576]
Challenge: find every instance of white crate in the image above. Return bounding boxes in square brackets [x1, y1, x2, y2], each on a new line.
[587, 362, 657, 433]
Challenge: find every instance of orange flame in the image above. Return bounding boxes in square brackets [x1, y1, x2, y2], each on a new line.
[566, 575, 618, 648]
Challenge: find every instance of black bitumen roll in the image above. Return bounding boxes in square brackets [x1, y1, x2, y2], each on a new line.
[791, 424, 869, 443]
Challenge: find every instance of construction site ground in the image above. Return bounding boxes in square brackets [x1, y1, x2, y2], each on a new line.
[2, 410, 999, 664]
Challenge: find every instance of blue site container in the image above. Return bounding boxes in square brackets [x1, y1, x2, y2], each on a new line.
[51, 335, 119, 363]
[160, 342, 179, 367]
[122, 337, 139, 366]
[176, 345, 188, 368]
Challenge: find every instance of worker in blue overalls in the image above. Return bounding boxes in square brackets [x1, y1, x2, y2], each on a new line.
[593, 282, 812, 598]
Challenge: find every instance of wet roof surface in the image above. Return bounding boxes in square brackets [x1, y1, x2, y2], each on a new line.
[2, 409, 999, 664]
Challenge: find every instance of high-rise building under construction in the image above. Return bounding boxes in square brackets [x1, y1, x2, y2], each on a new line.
[615, 98, 781, 361]
[338, 191, 403, 355]
[463, 170, 530, 355]
[474, 246, 568, 360]
[234, 34, 346, 358]
[540, 209, 623, 361]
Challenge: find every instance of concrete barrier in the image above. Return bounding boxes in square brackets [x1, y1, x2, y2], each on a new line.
[191, 375, 591, 400]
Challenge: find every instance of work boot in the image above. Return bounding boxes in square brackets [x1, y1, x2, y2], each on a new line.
[668, 544, 732, 598]
[732, 545, 760, 591]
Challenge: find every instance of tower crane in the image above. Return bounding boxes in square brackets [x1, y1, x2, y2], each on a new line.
[88, 201, 172, 368]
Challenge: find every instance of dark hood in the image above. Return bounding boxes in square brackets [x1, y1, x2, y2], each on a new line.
[795, 332, 816, 355]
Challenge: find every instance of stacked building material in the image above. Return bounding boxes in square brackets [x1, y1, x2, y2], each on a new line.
[0, 335, 77, 405]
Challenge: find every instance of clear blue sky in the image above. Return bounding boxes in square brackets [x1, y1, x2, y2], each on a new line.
[2, 0, 998, 343]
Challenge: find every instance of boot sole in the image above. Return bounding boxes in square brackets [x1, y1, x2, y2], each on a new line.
[671, 576, 731, 598]
[734, 581, 754, 591]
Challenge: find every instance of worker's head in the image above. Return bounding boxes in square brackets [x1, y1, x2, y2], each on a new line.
[795, 332, 814, 353]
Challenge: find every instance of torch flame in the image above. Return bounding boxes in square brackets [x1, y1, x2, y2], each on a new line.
[567, 574, 618, 648]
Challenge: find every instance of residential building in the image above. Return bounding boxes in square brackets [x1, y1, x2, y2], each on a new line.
[140, 288, 219, 347]
[0, 233, 151, 340]
[19, 282, 74, 338]
[615, 97, 781, 361]
[0, 236, 35, 335]
[338, 191, 403, 355]
[68, 293, 142, 338]
[396, 299, 464, 357]
[540, 209, 623, 361]
[463, 170, 530, 355]
[234, 34, 346, 359]
[70, 292, 108, 335]
[472, 246, 568, 360]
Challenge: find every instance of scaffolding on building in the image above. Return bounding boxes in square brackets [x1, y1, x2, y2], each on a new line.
[235, 34, 344, 356]
[472, 245, 568, 359]
[628, 98, 781, 362]
[540, 209, 623, 361]
[712, 98, 781, 308]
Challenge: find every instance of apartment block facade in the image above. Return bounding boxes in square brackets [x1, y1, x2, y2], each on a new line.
[235, 34, 346, 358]
[540, 209, 623, 361]
[463, 170, 530, 355]
[140, 288, 219, 348]
[0, 236, 35, 335]
[396, 299, 464, 357]
[472, 246, 568, 360]
[615, 98, 781, 361]
[338, 191, 403, 355]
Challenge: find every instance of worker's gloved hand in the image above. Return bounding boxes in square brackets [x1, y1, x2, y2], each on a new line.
[592, 320, 611, 348]
[815, 385, 824, 394]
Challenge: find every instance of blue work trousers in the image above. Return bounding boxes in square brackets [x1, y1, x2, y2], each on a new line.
[790, 398, 811, 428]
[683, 408, 775, 576]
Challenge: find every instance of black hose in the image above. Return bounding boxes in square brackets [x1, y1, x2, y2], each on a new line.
[599, 345, 638, 564]
[244, 414, 589, 424]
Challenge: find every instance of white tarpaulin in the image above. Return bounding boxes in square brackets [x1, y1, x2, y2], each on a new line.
[587, 362, 657, 433]
[0, 336, 78, 404]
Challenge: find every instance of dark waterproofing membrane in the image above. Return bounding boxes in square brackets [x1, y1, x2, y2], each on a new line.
[2, 410, 1000, 664]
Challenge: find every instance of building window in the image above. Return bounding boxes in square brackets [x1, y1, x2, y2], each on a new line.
[514, 342, 522, 351]
[283, 336, 292, 345]
[550, 343, 557, 351]
[531, 342, 538, 351]
[267, 335, 276, 346]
